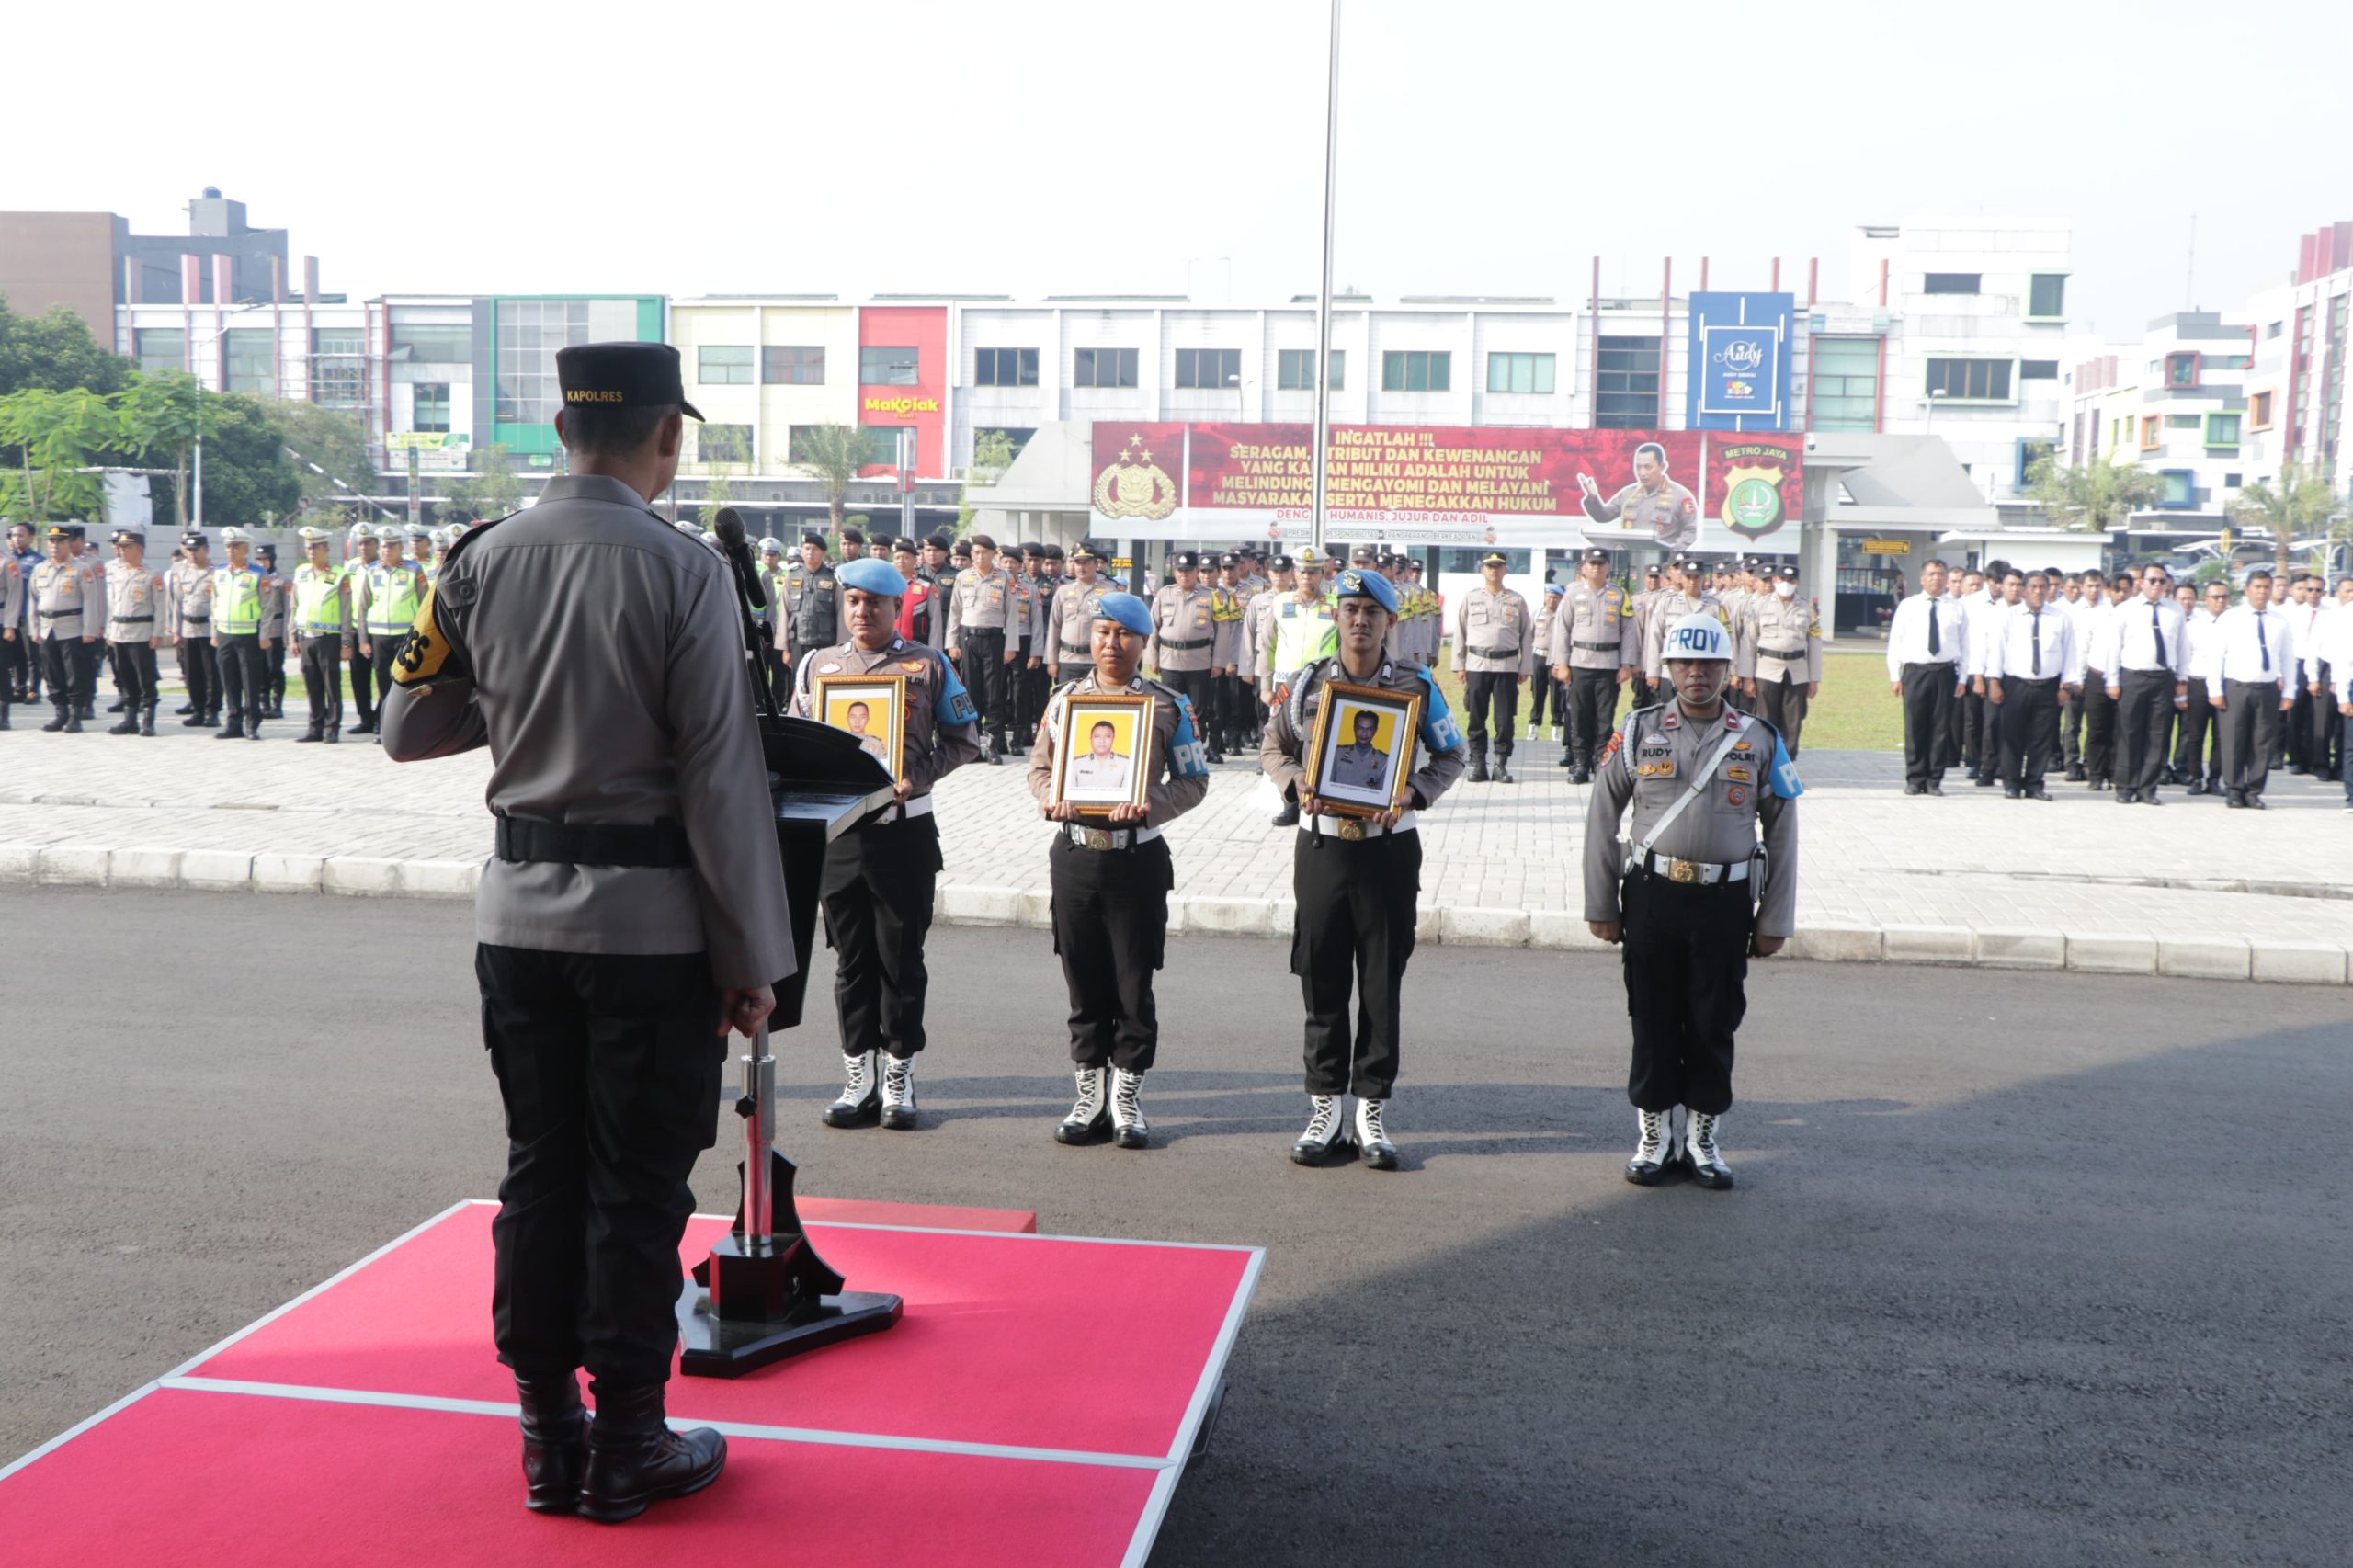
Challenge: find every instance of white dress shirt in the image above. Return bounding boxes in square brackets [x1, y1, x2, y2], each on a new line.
[1963, 591, 2014, 677]
[2072, 597, 2116, 671]
[2181, 607, 2223, 684]
[2098, 597, 2189, 680]
[2282, 598, 2325, 675]
[2306, 607, 2353, 703]
[2191, 603, 2293, 689]
[1987, 602, 2081, 684]
[1884, 594, 1968, 682]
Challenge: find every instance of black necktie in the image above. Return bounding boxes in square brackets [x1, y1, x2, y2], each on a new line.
[1927, 603, 1941, 657]
[2030, 611, 2042, 677]
[2151, 604, 2165, 668]
[2256, 616, 2269, 672]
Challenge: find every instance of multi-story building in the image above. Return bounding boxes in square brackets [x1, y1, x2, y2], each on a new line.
[2244, 221, 2353, 498]
[2062, 312, 2256, 531]
[2, 188, 313, 343]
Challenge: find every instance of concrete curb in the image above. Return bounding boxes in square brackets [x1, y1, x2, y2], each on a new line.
[4, 843, 2348, 986]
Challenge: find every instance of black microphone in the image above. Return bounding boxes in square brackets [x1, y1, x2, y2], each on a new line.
[712, 506, 767, 610]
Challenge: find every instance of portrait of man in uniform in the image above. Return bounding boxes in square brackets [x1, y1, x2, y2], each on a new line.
[1050, 692, 1155, 813]
[1329, 710, 1387, 790]
[1069, 720, 1135, 795]
[843, 701, 889, 762]
[1578, 440, 1701, 554]
[814, 673, 908, 780]
[1306, 686, 1421, 812]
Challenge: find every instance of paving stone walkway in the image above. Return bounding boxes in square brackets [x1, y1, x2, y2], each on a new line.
[4, 719, 2350, 984]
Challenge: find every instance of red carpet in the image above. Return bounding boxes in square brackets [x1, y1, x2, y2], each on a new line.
[4, 1199, 1259, 1567]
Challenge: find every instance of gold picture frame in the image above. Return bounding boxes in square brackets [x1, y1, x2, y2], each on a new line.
[1304, 679, 1423, 819]
[1051, 691, 1155, 817]
[813, 672, 908, 781]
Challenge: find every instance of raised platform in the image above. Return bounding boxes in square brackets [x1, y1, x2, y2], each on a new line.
[3, 1199, 1261, 1567]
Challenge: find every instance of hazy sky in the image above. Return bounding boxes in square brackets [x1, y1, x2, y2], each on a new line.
[14, 0, 2343, 340]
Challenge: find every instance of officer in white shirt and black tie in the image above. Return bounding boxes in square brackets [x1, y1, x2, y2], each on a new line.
[1963, 564, 2017, 787]
[2098, 563, 2189, 804]
[1885, 559, 1968, 795]
[2191, 567, 2295, 809]
[1984, 568, 2080, 800]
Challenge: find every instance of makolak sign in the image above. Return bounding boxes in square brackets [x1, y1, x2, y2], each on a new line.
[1688, 291, 1792, 432]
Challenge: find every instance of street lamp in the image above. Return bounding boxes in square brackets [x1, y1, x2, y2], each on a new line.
[1921, 385, 1949, 437]
[188, 301, 268, 529]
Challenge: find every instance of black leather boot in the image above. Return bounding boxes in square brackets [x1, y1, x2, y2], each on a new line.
[139, 704, 157, 737]
[1491, 746, 1516, 785]
[516, 1376, 589, 1514]
[1467, 739, 1489, 783]
[578, 1383, 726, 1524]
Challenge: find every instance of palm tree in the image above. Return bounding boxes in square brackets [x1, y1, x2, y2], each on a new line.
[2227, 460, 2342, 576]
[2025, 450, 2165, 535]
[789, 426, 875, 537]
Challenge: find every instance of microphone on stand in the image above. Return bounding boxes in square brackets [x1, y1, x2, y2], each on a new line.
[711, 506, 779, 714]
[713, 506, 766, 611]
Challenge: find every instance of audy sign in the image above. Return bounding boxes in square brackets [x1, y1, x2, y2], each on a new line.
[1688, 291, 1793, 432]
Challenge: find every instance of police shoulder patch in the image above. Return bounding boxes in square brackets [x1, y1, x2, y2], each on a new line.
[390, 585, 454, 687]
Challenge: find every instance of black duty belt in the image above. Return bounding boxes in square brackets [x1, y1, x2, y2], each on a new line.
[494, 815, 693, 869]
[1161, 637, 1211, 651]
[1574, 640, 1621, 653]
[1059, 642, 1090, 656]
[1469, 645, 1520, 661]
[181, 615, 210, 624]
[115, 615, 153, 623]
[1759, 645, 1808, 658]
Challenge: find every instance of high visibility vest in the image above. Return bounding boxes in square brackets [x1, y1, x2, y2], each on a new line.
[365, 563, 421, 634]
[212, 566, 265, 635]
[294, 566, 346, 633]
[1271, 597, 1338, 673]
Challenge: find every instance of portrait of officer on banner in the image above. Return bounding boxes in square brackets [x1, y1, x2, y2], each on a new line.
[1577, 440, 1701, 553]
[1050, 691, 1155, 815]
[1303, 681, 1425, 816]
[813, 672, 908, 780]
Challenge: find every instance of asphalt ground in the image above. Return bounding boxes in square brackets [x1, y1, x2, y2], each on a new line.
[3, 886, 2347, 1566]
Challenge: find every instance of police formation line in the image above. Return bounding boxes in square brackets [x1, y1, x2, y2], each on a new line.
[1883, 558, 2353, 809]
[0, 516, 463, 741]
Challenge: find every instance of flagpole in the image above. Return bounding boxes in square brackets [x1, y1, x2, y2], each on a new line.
[1309, 0, 1341, 556]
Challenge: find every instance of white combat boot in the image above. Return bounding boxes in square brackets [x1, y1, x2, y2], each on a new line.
[1290, 1095, 1348, 1166]
[1109, 1067, 1150, 1150]
[1353, 1096, 1398, 1171]
[880, 1055, 918, 1131]
[1055, 1067, 1110, 1145]
[1685, 1110, 1733, 1190]
[1625, 1108, 1673, 1186]
[822, 1051, 880, 1128]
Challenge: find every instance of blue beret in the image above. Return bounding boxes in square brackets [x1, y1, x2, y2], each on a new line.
[1093, 591, 1153, 637]
[1331, 567, 1399, 614]
[837, 558, 907, 597]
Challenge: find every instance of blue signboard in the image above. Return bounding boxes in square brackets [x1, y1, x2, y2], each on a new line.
[1688, 291, 1793, 432]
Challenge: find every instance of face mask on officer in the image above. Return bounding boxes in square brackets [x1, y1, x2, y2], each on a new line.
[1775, 580, 1797, 599]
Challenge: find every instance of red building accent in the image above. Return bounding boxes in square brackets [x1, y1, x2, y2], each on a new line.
[856, 305, 948, 479]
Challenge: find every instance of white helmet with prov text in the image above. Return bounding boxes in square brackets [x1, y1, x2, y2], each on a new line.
[1662, 612, 1733, 663]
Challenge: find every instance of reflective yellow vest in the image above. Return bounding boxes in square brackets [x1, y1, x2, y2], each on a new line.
[294, 565, 346, 633]
[212, 565, 265, 635]
[365, 563, 422, 634]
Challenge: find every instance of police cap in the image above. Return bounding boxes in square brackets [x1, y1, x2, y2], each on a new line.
[1267, 554, 1296, 571]
[1349, 545, 1379, 565]
[1776, 562, 1802, 582]
[1042, 543, 1065, 561]
[182, 530, 208, 549]
[837, 557, 908, 597]
[1477, 551, 1508, 567]
[298, 526, 329, 544]
[1071, 541, 1105, 562]
[1295, 545, 1327, 568]
[758, 536, 783, 555]
[1582, 547, 1611, 565]
[891, 536, 918, 554]
[112, 528, 145, 545]
[967, 533, 996, 551]
[1219, 552, 1242, 569]
[554, 341, 703, 421]
[256, 544, 277, 562]
[801, 528, 828, 547]
[375, 525, 403, 542]
[925, 532, 953, 551]
[45, 524, 73, 542]
[1332, 566, 1400, 614]
[1171, 550, 1201, 571]
[840, 528, 866, 547]
[220, 527, 250, 544]
[1093, 591, 1153, 637]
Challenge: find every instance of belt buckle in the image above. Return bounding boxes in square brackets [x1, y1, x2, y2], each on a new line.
[1669, 858, 1701, 884]
[1336, 817, 1368, 843]
[1081, 827, 1116, 851]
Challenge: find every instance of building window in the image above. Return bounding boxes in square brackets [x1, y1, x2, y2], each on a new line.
[1175, 347, 1242, 390]
[389, 324, 470, 363]
[860, 426, 913, 469]
[2250, 390, 2274, 428]
[2165, 353, 2200, 389]
[975, 426, 1036, 460]
[1074, 347, 1139, 389]
[763, 346, 824, 385]
[2158, 470, 2195, 508]
[313, 328, 363, 358]
[2140, 415, 2163, 449]
[974, 347, 1040, 388]
[1809, 336, 1880, 432]
[223, 328, 275, 394]
[2205, 413, 2242, 449]
[2020, 359, 2060, 381]
[2209, 354, 2253, 370]
[1381, 350, 1450, 392]
[1924, 358, 2013, 401]
[1595, 336, 1661, 427]
[786, 426, 824, 466]
[310, 327, 366, 409]
[495, 299, 598, 427]
[698, 346, 754, 385]
[412, 383, 451, 434]
[135, 328, 186, 375]
[2267, 321, 2284, 339]
[1923, 273, 1982, 295]
[2224, 472, 2243, 488]
[859, 346, 919, 386]
[2016, 438, 2056, 488]
[699, 424, 753, 466]
[2028, 275, 2067, 317]
[2165, 414, 2201, 430]
[1276, 348, 1343, 391]
[1485, 352, 1556, 395]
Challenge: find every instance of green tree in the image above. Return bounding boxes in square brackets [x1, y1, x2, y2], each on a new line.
[266, 398, 376, 514]
[789, 425, 873, 536]
[955, 428, 1017, 532]
[439, 442, 525, 521]
[177, 393, 301, 528]
[117, 372, 216, 530]
[2026, 450, 2167, 534]
[0, 295, 135, 397]
[698, 472, 734, 530]
[0, 386, 120, 520]
[2227, 459, 2343, 576]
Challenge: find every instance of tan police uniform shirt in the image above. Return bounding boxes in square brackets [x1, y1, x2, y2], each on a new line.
[1048, 578, 1111, 668]
[30, 557, 102, 641]
[943, 564, 1017, 653]
[1738, 593, 1824, 684]
[1583, 478, 1701, 552]
[1449, 584, 1535, 676]
[1550, 581, 1637, 671]
[104, 562, 165, 644]
[164, 560, 214, 641]
[1147, 583, 1222, 674]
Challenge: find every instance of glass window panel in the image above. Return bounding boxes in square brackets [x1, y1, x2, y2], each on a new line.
[860, 346, 919, 385]
[762, 346, 824, 384]
[136, 328, 186, 374]
[698, 346, 754, 384]
[2029, 275, 2067, 316]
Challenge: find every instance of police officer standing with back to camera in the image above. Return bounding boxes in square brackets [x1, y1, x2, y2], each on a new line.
[1586, 612, 1799, 1190]
[1450, 550, 1534, 783]
[1738, 562, 1824, 755]
[1149, 550, 1227, 764]
[1550, 546, 1638, 780]
[1262, 565, 1467, 1171]
[102, 528, 166, 735]
[382, 343, 790, 1525]
[1029, 590, 1211, 1151]
[793, 555, 981, 1133]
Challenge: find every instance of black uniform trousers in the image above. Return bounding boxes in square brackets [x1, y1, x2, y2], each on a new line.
[2058, 686, 2084, 772]
[1949, 682, 1975, 769]
[75, 637, 103, 711]
[40, 631, 89, 713]
[1527, 662, 1555, 727]
[1018, 658, 1053, 744]
[2079, 675, 2116, 781]
[263, 635, 288, 710]
[348, 636, 376, 728]
[1291, 828, 1421, 1099]
[1619, 870, 1752, 1115]
[1972, 686, 2004, 780]
[108, 640, 159, 712]
[1049, 834, 1173, 1072]
[216, 632, 267, 727]
[1156, 666, 1216, 753]
[1461, 671, 1520, 756]
[958, 629, 1010, 746]
[1900, 662, 1958, 787]
[1754, 670, 1809, 755]
[1568, 667, 1620, 770]
[2219, 680, 2282, 797]
[2113, 669, 2177, 796]
[1998, 676, 2061, 790]
[299, 633, 344, 732]
[477, 944, 724, 1392]
[2175, 677, 2222, 785]
[180, 630, 217, 716]
[369, 637, 404, 726]
[821, 815, 942, 1061]
[1631, 672, 1657, 713]
[2313, 663, 2343, 778]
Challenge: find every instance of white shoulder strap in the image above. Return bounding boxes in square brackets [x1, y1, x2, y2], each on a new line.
[1631, 724, 1748, 862]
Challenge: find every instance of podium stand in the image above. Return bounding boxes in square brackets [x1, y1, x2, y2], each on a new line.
[677, 716, 904, 1378]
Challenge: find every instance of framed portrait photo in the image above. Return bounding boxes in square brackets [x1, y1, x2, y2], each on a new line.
[1304, 680, 1423, 818]
[1051, 691, 1155, 817]
[813, 673, 907, 781]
